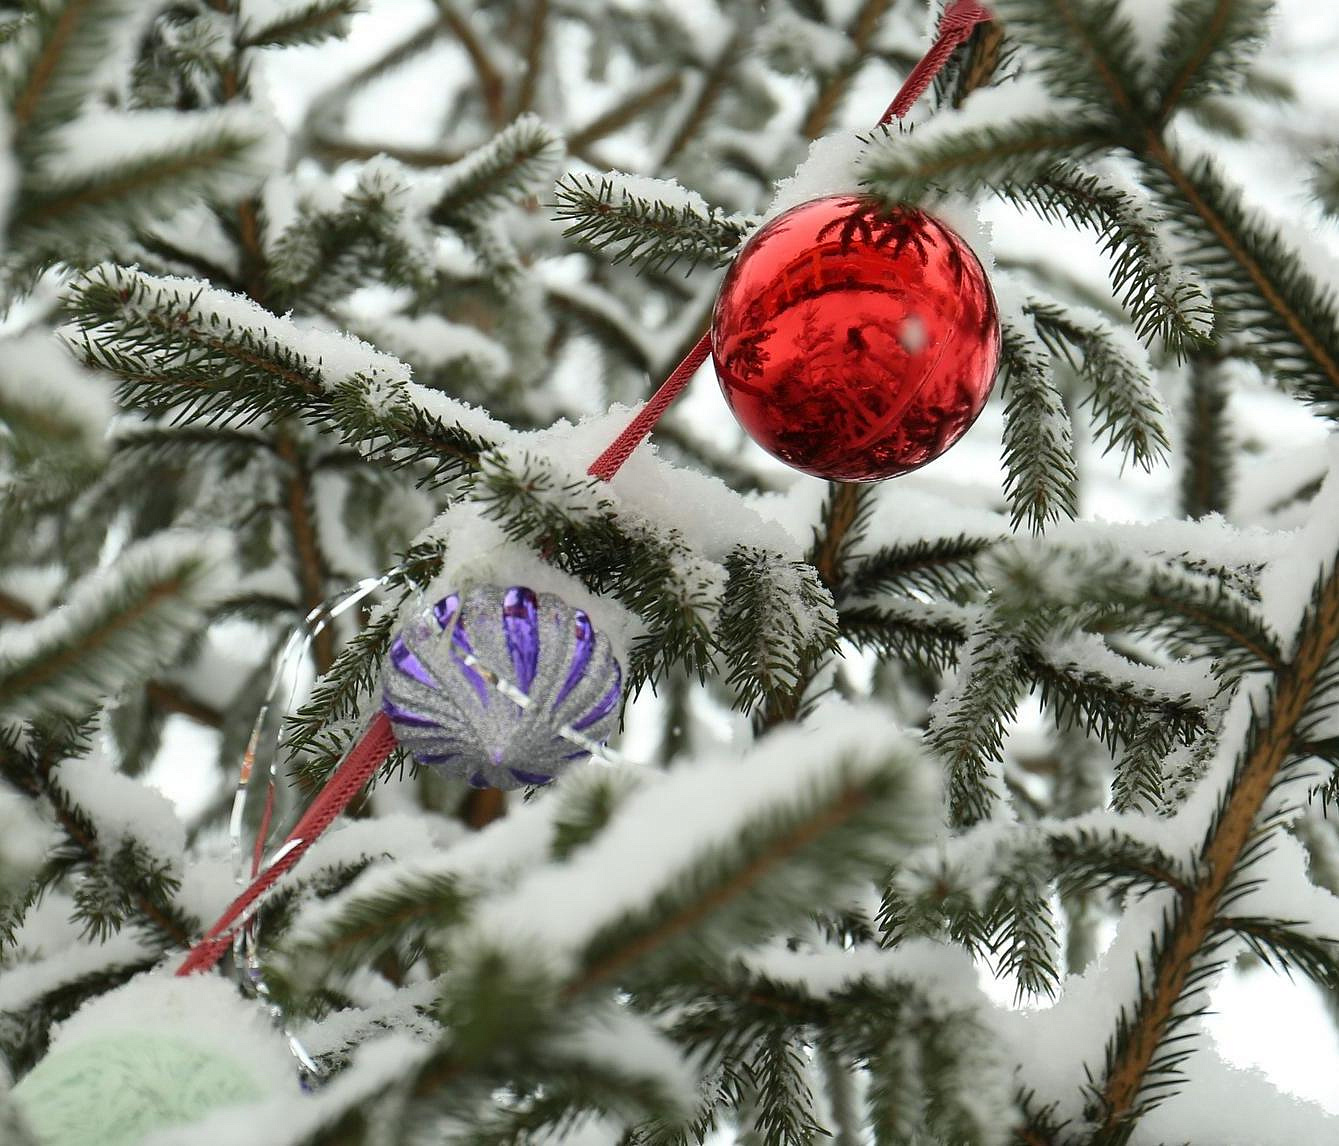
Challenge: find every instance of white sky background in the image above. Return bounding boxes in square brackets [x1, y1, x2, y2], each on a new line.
[142, 0, 1339, 1125]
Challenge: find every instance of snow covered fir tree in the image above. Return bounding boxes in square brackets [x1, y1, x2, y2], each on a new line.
[6, 0, 1339, 1141]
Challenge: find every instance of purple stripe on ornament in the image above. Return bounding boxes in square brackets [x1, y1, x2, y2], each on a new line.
[417, 752, 458, 766]
[389, 634, 438, 689]
[509, 767, 553, 785]
[432, 594, 460, 631]
[572, 666, 622, 731]
[382, 699, 441, 728]
[560, 749, 589, 761]
[553, 610, 595, 709]
[467, 771, 490, 789]
[502, 587, 539, 693]
[450, 619, 490, 706]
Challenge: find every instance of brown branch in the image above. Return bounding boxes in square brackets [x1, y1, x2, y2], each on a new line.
[309, 137, 465, 168]
[144, 681, 224, 729]
[11, 0, 88, 129]
[811, 483, 864, 593]
[0, 589, 36, 621]
[1143, 591, 1281, 671]
[461, 787, 506, 830]
[0, 589, 222, 727]
[17, 143, 256, 229]
[513, 0, 547, 117]
[275, 428, 334, 673]
[801, 0, 894, 140]
[1142, 135, 1339, 395]
[49, 795, 192, 946]
[438, 0, 508, 129]
[1181, 353, 1230, 519]
[661, 21, 748, 165]
[954, 21, 1005, 108]
[1095, 563, 1339, 1133]
[567, 72, 684, 155]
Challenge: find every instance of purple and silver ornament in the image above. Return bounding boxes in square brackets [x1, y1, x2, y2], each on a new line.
[382, 584, 624, 790]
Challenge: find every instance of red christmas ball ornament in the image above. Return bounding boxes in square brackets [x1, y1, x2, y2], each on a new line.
[710, 194, 1001, 482]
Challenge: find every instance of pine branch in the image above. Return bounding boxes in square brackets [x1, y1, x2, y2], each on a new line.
[745, 1029, 826, 1146]
[859, 115, 1114, 202]
[1150, 0, 1270, 126]
[992, 0, 1147, 115]
[1027, 298, 1171, 471]
[719, 549, 838, 719]
[0, 727, 192, 947]
[996, 167, 1214, 354]
[275, 427, 334, 673]
[1139, 149, 1339, 418]
[809, 483, 872, 595]
[266, 161, 435, 310]
[999, 309, 1080, 533]
[1216, 915, 1339, 993]
[14, 109, 275, 260]
[566, 71, 683, 155]
[513, 0, 547, 116]
[571, 759, 933, 996]
[475, 451, 723, 691]
[431, 114, 564, 226]
[997, 0, 1339, 417]
[754, 483, 871, 730]
[660, 18, 748, 165]
[1091, 560, 1339, 1137]
[840, 599, 970, 672]
[238, 0, 360, 49]
[6, 0, 131, 132]
[62, 265, 489, 484]
[927, 617, 1020, 826]
[551, 174, 747, 275]
[844, 535, 997, 601]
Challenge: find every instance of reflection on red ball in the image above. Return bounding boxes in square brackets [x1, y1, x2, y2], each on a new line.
[710, 195, 1001, 482]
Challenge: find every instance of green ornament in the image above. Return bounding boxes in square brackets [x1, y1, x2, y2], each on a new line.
[11, 1031, 266, 1146]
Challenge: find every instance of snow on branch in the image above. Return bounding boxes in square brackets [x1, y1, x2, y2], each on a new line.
[457, 704, 938, 989]
[997, 300, 1080, 533]
[16, 107, 282, 259]
[0, 530, 235, 718]
[431, 114, 564, 226]
[0, 331, 113, 462]
[60, 264, 498, 482]
[927, 616, 1019, 828]
[718, 549, 838, 718]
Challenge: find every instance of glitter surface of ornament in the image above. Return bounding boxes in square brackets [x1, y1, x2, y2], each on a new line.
[383, 585, 624, 790]
[711, 194, 1001, 481]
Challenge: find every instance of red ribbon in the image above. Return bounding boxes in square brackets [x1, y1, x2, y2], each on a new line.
[177, 712, 397, 976]
[586, 0, 994, 483]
